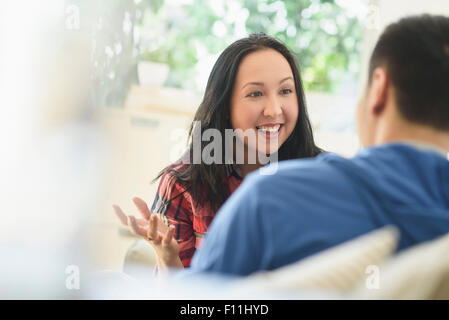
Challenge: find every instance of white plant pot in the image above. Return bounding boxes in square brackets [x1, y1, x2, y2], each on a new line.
[137, 61, 169, 87]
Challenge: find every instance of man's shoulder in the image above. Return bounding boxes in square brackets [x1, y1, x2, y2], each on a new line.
[246, 152, 350, 188]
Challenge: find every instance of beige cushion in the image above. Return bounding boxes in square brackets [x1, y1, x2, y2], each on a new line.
[353, 231, 449, 300]
[228, 226, 399, 296]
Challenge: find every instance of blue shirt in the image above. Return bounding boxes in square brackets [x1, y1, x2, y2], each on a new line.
[188, 143, 449, 276]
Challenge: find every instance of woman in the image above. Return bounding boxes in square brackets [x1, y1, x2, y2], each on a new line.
[113, 33, 322, 272]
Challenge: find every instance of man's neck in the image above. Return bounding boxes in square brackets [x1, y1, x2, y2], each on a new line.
[375, 119, 449, 154]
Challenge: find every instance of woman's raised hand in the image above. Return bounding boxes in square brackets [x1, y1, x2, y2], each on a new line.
[112, 197, 183, 270]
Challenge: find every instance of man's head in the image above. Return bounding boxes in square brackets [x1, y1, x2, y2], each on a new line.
[357, 14, 449, 148]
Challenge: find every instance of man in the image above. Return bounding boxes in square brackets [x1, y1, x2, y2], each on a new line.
[188, 14, 449, 276]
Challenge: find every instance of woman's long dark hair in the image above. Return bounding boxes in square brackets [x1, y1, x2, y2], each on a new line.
[154, 33, 322, 212]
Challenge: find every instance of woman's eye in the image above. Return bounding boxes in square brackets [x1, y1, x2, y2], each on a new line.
[247, 91, 263, 98]
[280, 88, 293, 95]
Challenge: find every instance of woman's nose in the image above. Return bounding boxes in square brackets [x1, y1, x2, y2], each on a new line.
[263, 97, 283, 118]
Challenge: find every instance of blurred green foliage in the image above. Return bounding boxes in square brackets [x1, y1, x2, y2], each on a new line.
[67, 0, 365, 107]
[136, 0, 365, 93]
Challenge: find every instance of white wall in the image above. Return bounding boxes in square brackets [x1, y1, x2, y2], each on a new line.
[378, 0, 449, 26]
[359, 0, 449, 88]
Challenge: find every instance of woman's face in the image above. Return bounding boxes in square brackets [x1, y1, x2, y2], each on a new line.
[230, 48, 299, 155]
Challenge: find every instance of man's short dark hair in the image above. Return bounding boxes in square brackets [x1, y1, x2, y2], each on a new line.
[369, 14, 449, 131]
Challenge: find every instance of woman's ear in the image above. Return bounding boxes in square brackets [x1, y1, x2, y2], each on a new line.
[367, 67, 389, 117]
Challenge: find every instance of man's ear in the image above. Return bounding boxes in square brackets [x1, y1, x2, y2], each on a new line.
[367, 67, 389, 116]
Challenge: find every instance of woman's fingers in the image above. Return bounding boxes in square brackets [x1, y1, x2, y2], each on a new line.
[112, 205, 128, 226]
[113, 205, 148, 227]
[132, 197, 152, 221]
[124, 211, 175, 250]
[162, 225, 176, 247]
[147, 214, 159, 242]
[128, 215, 147, 238]
[134, 217, 149, 227]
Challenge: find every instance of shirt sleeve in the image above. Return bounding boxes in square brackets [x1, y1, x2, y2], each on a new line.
[151, 170, 196, 268]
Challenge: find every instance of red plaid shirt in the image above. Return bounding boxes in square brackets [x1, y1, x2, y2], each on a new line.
[150, 164, 242, 268]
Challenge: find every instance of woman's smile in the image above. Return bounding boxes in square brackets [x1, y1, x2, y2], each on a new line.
[255, 123, 283, 140]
